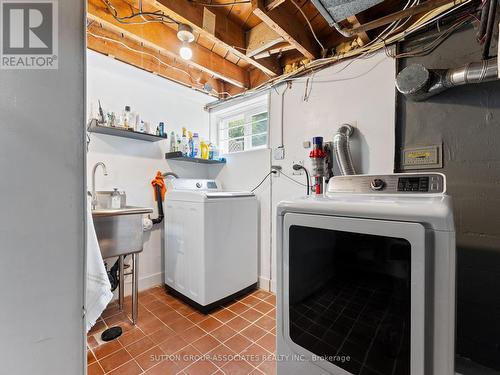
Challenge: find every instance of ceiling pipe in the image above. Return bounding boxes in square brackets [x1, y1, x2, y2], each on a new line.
[396, 58, 498, 101]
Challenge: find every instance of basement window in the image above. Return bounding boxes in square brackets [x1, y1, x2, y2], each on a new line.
[213, 95, 269, 155]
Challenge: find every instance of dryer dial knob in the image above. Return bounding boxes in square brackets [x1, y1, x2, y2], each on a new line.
[370, 179, 385, 191]
[196, 182, 202, 188]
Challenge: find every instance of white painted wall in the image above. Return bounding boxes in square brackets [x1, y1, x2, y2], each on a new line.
[86, 50, 214, 294]
[214, 51, 396, 292]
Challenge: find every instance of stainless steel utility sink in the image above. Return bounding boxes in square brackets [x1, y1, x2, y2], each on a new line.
[92, 206, 153, 259]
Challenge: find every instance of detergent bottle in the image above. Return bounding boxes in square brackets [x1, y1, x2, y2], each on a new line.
[200, 141, 209, 159]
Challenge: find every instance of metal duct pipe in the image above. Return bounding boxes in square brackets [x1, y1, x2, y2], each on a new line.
[396, 58, 498, 101]
[333, 124, 356, 175]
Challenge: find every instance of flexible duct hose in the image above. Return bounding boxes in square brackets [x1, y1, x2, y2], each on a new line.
[333, 125, 356, 175]
[152, 185, 164, 225]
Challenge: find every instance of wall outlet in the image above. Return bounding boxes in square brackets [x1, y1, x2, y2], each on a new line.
[292, 160, 304, 175]
[274, 147, 285, 160]
[271, 165, 282, 177]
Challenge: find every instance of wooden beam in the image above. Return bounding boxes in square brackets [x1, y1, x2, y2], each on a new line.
[345, 0, 453, 36]
[88, 0, 249, 88]
[265, 0, 286, 11]
[246, 21, 283, 58]
[252, 42, 294, 59]
[251, 0, 319, 60]
[148, 0, 282, 76]
[87, 23, 244, 98]
[347, 16, 370, 46]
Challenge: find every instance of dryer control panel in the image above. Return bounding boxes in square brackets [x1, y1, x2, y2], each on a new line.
[328, 173, 445, 194]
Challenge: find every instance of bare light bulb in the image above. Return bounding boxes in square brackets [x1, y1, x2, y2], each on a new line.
[179, 44, 193, 60]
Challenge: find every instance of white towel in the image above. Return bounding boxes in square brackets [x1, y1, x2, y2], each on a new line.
[85, 196, 113, 332]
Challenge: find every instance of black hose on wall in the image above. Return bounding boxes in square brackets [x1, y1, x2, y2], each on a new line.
[152, 184, 164, 225]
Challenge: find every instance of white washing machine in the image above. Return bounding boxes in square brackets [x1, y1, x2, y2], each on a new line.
[164, 179, 258, 312]
[276, 173, 456, 375]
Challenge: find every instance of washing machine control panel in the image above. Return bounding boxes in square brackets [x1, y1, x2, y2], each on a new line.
[328, 173, 445, 194]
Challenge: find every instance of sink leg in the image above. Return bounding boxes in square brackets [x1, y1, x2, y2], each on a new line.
[131, 253, 139, 325]
[118, 255, 124, 311]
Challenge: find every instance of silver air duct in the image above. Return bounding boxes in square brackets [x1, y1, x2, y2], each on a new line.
[333, 124, 356, 175]
[396, 58, 498, 101]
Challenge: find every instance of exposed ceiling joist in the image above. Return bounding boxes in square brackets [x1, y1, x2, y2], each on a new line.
[246, 21, 284, 58]
[87, 23, 241, 97]
[253, 41, 294, 59]
[88, 0, 249, 88]
[148, 0, 282, 77]
[265, 0, 286, 11]
[347, 15, 370, 45]
[251, 0, 320, 60]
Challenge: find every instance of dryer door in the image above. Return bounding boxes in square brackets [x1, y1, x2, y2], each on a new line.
[282, 213, 426, 375]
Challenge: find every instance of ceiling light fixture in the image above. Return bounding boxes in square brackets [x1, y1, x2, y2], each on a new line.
[177, 24, 194, 60]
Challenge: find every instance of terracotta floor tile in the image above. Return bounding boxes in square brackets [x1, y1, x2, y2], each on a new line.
[253, 302, 274, 315]
[174, 344, 202, 370]
[104, 312, 130, 327]
[252, 290, 272, 300]
[87, 335, 99, 349]
[240, 308, 263, 323]
[254, 315, 275, 332]
[212, 308, 237, 323]
[239, 295, 261, 307]
[266, 308, 276, 319]
[126, 336, 156, 357]
[118, 327, 145, 347]
[207, 344, 236, 368]
[169, 317, 195, 333]
[135, 345, 166, 371]
[87, 362, 104, 375]
[225, 334, 252, 354]
[226, 316, 252, 332]
[143, 299, 167, 312]
[226, 301, 250, 315]
[176, 304, 196, 316]
[89, 319, 107, 335]
[107, 360, 143, 375]
[184, 359, 218, 375]
[139, 293, 158, 305]
[258, 359, 276, 375]
[263, 294, 276, 306]
[138, 317, 166, 335]
[149, 325, 177, 345]
[240, 324, 267, 343]
[241, 344, 272, 366]
[221, 359, 255, 375]
[156, 309, 184, 326]
[93, 339, 122, 360]
[198, 316, 223, 333]
[159, 335, 189, 355]
[186, 311, 208, 324]
[249, 367, 265, 374]
[99, 348, 133, 373]
[87, 350, 96, 365]
[211, 324, 237, 342]
[101, 304, 122, 319]
[145, 360, 180, 375]
[179, 325, 206, 343]
[256, 334, 276, 353]
[192, 334, 220, 354]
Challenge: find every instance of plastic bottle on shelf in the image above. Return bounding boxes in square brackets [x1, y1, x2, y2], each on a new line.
[181, 128, 189, 156]
[192, 133, 200, 158]
[122, 106, 131, 129]
[111, 188, 121, 209]
[188, 132, 194, 157]
[200, 141, 209, 159]
[170, 131, 176, 152]
[208, 143, 214, 160]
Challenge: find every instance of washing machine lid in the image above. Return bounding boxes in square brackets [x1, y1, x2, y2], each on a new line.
[277, 173, 454, 231]
[165, 179, 254, 202]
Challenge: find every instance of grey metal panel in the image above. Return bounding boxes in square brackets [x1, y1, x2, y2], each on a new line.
[0, 1, 86, 375]
[310, 0, 384, 23]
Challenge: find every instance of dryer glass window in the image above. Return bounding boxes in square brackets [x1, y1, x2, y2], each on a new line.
[288, 226, 411, 375]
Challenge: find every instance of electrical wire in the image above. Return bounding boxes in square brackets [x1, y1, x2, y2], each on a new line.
[102, 0, 179, 25]
[205, 0, 473, 107]
[251, 171, 274, 192]
[281, 171, 308, 188]
[290, 0, 326, 54]
[87, 30, 195, 84]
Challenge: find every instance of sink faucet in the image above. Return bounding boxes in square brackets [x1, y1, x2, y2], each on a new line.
[92, 162, 108, 209]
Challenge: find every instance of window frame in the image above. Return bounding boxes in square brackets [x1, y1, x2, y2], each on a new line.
[211, 94, 270, 155]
